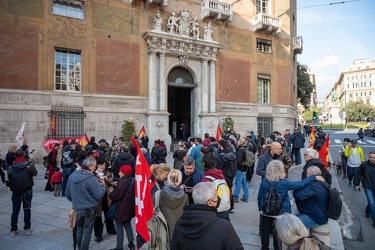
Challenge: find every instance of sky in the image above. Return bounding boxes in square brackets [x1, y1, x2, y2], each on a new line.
[296, 0, 375, 102]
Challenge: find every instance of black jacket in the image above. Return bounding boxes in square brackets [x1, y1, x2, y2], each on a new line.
[111, 152, 136, 179]
[302, 158, 332, 185]
[170, 204, 243, 250]
[354, 160, 375, 189]
[217, 148, 236, 184]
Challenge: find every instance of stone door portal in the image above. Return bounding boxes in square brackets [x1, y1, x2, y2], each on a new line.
[167, 66, 194, 139]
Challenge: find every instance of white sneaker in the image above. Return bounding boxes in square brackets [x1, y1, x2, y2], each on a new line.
[25, 229, 31, 235]
[10, 231, 17, 237]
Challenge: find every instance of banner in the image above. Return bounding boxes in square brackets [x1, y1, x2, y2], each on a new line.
[319, 134, 330, 169]
[138, 125, 146, 138]
[15, 122, 25, 147]
[216, 124, 222, 141]
[309, 125, 315, 148]
[51, 113, 57, 136]
[132, 136, 155, 245]
[42, 135, 89, 151]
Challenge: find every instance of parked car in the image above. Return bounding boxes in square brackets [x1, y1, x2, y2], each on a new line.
[364, 126, 375, 137]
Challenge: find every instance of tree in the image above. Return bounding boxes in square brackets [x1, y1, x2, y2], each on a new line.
[303, 107, 320, 123]
[297, 63, 314, 108]
[222, 116, 234, 133]
[345, 100, 375, 122]
[121, 120, 136, 144]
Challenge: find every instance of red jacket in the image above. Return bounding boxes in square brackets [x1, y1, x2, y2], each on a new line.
[51, 172, 63, 185]
[202, 138, 211, 147]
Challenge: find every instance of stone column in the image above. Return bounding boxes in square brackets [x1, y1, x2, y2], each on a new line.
[209, 60, 216, 113]
[201, 59, 209, 113]
[159, 52, 166, 111]
[148, 51, 157, 111]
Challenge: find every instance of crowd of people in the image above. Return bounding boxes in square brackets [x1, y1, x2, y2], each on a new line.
[2, 125, 375, 250]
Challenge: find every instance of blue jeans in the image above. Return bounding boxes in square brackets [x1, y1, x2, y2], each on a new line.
[11, 191, 33, 231]
[62, 167, 71, 197]
[364, 188, 375, 222]
[296, 213, 320, 229]
[76, 207, 96, 250]
[233, 170, 248, 200]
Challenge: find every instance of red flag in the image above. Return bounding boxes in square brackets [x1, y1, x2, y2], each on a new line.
[51, 113, 57, 136]
[309, 125, 315, 148]
[131, 136, 155, 244]
[138, 125, 146, 138]
[318, 134, 330, 169]
[216, 124, 222, 141]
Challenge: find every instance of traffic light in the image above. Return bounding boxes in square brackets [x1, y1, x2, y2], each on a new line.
[312, 111, 318, 120]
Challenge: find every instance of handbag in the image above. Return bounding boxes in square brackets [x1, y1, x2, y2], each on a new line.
[68, 207, 76, 228]
[107, 179, 134, 220]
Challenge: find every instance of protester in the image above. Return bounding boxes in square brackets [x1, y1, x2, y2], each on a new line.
[50, 167, 63, 197]
[45, 143, 60, 192]
[301, 148, 332, 185]
[61, 141, 79, 197]
[339, 138, 351, 179]
[155, 169, 188, 241]
[93, 157, 116, 243]
[354, 151, 375, 228]
[345, 139, 365, 189]
[65, 157, 106, 250]
[151, 140, 167, 164]
[179, 157, 203, 204]
[150, 163, 170, 196]
[257, 160, 324, 250]
[294, 166, 329, 229]
[8, 149, 38, 237]
[109, 165, 135, 250]
[170, 182, 244, 249]
[275, 213, 330, 250]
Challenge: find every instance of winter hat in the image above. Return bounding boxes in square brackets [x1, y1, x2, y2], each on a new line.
[120, 165, 132, 175]
[98, 139, 107, 143]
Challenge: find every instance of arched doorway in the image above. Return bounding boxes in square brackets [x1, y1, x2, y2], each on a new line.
[167, 66, 194, 139]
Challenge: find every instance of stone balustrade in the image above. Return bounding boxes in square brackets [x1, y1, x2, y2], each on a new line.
[293, 36, 303, 54]
[254, 13, 281, 34]
[201, 0, 233, 21]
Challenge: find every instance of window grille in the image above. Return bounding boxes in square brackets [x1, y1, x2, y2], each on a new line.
[257, 117, 273, 137]
[48, 107, 85, 138]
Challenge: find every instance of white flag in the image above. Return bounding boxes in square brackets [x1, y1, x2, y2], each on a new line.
[16, 122, 25, 147]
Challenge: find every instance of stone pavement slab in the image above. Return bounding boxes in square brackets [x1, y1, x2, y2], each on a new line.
[0, 150, 344, 249]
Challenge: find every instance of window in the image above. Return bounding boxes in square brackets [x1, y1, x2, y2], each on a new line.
[352, 83, 354, 88]
[52, 0, 84, 19]
[55, 49, 81, 92]
[256, 38, 272, 53]
[49, 107, 85, 138]
[361, 92, 363, 96]
[256, 0, 270, 14]
[370, 92, 372, 96]
[356, 83, 358, 88]
[347, 84, 349, 89]
[364, 82, 366, 87]
[258, 74, 270, 103]
[371, 81, 372, 87]
[361, 82, 363, 87]
[349, 93, 353, 97]
[257, 117, 273, 138]
[356, 93, 358, 97]
[364, 92, 366, 96]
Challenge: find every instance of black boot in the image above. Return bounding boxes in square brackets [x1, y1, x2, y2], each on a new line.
[128, 241, 135, 250]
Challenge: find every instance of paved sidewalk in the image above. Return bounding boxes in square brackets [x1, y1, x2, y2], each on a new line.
[0, 151, 344, 249]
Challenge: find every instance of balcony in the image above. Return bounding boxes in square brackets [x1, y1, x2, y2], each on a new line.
[201, 0, 233, 22]
[254, 13, 281, 35]
[293, 36, 303, 54]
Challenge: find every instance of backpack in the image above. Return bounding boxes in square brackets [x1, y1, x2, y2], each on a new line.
[61, 151, 74, 167]
[9, 162, 33, 194]
[225, 157, 236, 178]
[262, 180, 283, 216]
[85, 143, 94, 154]
[148, 190, 169, 250]
[243, 149, 255, 167]
[205, 176, 231, 212]
[314, 183, 343, 220]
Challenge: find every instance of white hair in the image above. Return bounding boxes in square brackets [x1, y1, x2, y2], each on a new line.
[304, 148, 319, 159]
[192, 182, 216, 205]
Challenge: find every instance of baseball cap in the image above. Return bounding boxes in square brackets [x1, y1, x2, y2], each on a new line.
[351, 139, 357, 144]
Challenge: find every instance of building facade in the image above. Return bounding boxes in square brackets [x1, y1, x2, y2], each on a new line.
[0, 0, 300, 161]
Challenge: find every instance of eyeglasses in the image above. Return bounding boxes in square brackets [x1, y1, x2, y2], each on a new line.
[208, 199, 218, 203]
